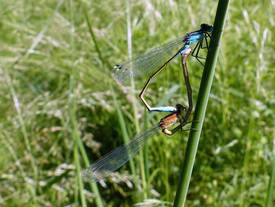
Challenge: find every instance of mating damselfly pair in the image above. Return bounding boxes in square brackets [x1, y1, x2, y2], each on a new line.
[82, 24, 213, 182]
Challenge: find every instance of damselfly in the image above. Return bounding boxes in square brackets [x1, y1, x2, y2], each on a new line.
[113, 24, 213, 124]
[82, 24, 213, 182]
[82, 104, 188, 182]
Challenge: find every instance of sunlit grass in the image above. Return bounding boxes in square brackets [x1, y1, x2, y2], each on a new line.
[0, 0, 274, 206]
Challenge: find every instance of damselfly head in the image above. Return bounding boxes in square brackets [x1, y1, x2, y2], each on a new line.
[175, 104, 187, 114]
[175, 103, 189, 124]
[201, 23, 213, 33]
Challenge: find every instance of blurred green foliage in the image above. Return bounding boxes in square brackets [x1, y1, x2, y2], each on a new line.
[0, 0, 274, 206]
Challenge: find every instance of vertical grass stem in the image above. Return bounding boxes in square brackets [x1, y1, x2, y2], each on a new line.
[173, 1, 231, 206]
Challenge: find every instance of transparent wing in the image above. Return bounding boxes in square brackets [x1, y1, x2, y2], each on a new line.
[112, 36, 185, 85]
[82, 125, 160, 182]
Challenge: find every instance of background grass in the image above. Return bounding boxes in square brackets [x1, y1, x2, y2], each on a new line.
[0, 0, 274, 206]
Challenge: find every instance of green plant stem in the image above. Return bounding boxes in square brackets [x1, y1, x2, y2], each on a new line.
[83, 8, 111, 70]
[68, 69, 87, 207]
[112, 90, 137, 177]
[2, 66, 38, 198]
[265, 137, 275, 207]
[173, 1, 230, 206]
[77, 3, 105, 207]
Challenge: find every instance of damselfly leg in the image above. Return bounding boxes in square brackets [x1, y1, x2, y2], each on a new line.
[191, 31, 211, 66]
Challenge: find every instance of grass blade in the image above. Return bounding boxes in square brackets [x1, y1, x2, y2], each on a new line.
[113, 90, 137, 177]
[265, 138, 275, 207]
[173, 1, 231, 206]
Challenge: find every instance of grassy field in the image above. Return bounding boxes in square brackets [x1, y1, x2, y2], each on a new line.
[0, 0, 275, 206]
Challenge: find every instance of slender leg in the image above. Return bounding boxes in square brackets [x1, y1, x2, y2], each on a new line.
[191, 41, 200, 57]
[201, 34, 209, 49]
[195, 34, 211, 66]
[206, 32, 212, 40]
[196, 40, 206, 66]
[191, 40, 204, 66]
[191, 34, 212, 66]
[205, 33, 211, 49]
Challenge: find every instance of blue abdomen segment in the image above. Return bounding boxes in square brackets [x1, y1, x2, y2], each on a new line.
[150, 106, 177, 112]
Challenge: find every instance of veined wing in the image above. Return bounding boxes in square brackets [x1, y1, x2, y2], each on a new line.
[82, 125, 160, 182]
[112, 36, 185, 85]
